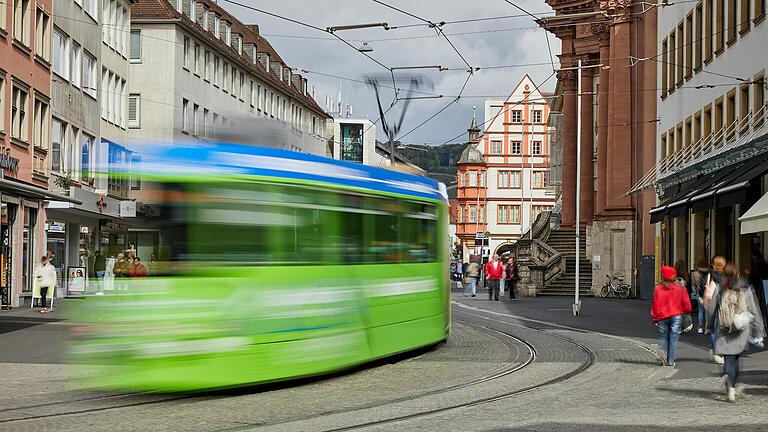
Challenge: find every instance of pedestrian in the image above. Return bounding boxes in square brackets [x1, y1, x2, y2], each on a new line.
[706, 263, 765, 402]
[651, 265, 692, 367]
[130, 257, 149, 278]
[691, 257, 711, 334]
[506, 256, 518, 300]
[485, 254, 504, 301]
[705, 255, 728, 364]
[94, 250, 107, 279]
[113, 252, 131, 291]
[465, 260, 480, 297]
[749, 249, 768, 323]
[674, 258, 694, 333]
[33, 255, 56, 313]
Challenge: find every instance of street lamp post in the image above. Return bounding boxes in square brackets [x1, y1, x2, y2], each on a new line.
[566, 60, 604, 317]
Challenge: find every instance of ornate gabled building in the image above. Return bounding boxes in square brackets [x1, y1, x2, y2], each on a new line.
[455, 111, 487, 261]
[540, 0, 658, 296]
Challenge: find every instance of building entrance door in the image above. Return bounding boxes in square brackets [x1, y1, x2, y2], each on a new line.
[1, 203, 17, 309]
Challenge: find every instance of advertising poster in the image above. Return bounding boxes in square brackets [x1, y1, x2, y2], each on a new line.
[340, 123, 364, 163]
[67, 266, 87, 295]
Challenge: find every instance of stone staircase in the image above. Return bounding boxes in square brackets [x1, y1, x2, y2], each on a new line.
[540, 228, 593, 296]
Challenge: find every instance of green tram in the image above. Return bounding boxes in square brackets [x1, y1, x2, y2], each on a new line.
[71, 142, 450, 391]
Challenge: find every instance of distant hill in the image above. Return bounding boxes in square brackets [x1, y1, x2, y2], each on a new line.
[396, 143, 466, 198]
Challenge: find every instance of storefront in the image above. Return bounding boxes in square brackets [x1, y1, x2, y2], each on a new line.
[651, 142, 768, 271]
[46, 187, 133, 296]
[0, 177, 81, 309]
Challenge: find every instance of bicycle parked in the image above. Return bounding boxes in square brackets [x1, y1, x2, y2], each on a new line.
[600, 274, 631, 298]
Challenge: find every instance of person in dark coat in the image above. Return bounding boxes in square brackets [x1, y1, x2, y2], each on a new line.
[706, 263, 765, 402]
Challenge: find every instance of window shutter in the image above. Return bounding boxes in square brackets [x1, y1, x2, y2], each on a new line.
[130, 31, 140, 60]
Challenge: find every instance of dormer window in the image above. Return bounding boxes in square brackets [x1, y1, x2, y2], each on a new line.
[225, 23, 231, 45]
[214, 14, 220, 38]
[202, 6, 209, 31]
[176, 0, 182, 12]
[189, 0, 196, 21]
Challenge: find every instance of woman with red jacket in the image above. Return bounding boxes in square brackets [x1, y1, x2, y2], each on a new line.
[651, 265, 693, 367]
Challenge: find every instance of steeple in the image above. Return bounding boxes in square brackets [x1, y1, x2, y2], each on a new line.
[468, 105, 480, 144]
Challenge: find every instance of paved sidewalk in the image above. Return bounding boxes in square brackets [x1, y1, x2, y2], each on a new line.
[451, 287, 768, 381]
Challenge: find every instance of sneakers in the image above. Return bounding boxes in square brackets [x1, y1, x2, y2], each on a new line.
[697, 328, 704, 334]
[727, 386, 736, 402]
[657, 349, 667, 366]
[709, 350, 725, 364]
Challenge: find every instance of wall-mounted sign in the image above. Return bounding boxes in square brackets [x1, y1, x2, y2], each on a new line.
[120, 201, 136, 218]
[0, 148, 20, 173]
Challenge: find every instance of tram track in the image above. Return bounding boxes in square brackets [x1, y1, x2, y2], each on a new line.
[0, 309, 605, 431]
[0, 319, 531, 427]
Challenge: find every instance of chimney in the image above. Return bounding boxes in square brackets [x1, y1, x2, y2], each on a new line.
[195, 3, 204, 25]
[257, 52, 269, 71]
[232, 33, 242, 55]
[270, 61, 281, 78]
[244, 43, 257, 64]
[291, 73, 302, 89]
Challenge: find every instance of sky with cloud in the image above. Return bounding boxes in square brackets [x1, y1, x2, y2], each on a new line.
[220, 0, 560, 146]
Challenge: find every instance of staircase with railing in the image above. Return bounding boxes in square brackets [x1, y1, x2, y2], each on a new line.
[510, 211, 567, 296]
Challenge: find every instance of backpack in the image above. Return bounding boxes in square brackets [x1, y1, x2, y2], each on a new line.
[718, 289, 753, 333]
[696, 271, 709, 297]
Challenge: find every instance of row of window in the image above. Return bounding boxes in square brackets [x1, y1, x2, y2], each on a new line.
[179, 34, 321, 136]
[53, 27, 98, 98]
[101, 0, 130, 59]
[0, 75, 50, 159]
[1, 0, 52, 63]
[491, 107, 544, 124]
[100, 68, 127, 129]
[51, 118, 94, 182]
[457, 204, 553, 225]
[489, 140, 543, 156]
[661, 0, 766, 98]
[660, 75, 766, 159]
[181, 97, 230, 138]
[459, 170, 549, 189]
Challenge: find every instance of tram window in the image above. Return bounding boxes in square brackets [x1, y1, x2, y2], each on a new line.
[400, 202, 437, 262]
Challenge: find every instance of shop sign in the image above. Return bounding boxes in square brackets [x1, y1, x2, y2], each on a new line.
[120, 201, 136, 218]
[0, 148, 20, 174]
[47, 221, 66, 233]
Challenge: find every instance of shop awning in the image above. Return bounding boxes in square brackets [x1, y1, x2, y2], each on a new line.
[740, 192, 768, 234]
[0, 177, 82, 205]
[647, 153, 768, 223]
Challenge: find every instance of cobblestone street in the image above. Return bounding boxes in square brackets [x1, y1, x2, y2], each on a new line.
[1, 293, 767, 431]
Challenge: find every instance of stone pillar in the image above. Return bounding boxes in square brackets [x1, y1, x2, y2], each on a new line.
[594, 25, 610, 217]
[605, 5, 634, 214]
[559, 70, 578, 227]
[579, 65, 595, 225]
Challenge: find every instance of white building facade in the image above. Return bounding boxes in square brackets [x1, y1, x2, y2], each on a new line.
[128, 0, 329, 152]
[650, 0, 768, 270]
[481, 75, 555, 256]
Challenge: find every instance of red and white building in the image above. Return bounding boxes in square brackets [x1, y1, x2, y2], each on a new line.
[480, 75, 555, 256]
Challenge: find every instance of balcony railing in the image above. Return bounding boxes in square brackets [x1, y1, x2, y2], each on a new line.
[627, 102, 768, 195]
[657, 104, 767, 179]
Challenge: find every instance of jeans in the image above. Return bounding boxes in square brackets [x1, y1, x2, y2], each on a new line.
[724, 354, 740, 387]
[697, 297, 706, 330]
[468, 277, 478, 296]
[657, 315, 682, 364]
[710, 316, 718, 351]
[499, 279, 505, 296]
[488, 279, 500, 301]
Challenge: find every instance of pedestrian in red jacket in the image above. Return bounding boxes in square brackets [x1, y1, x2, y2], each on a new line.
[485, 254, 504, 301]
[651, 265, 693, 367]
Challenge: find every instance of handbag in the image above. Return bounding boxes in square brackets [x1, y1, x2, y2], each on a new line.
[681, 314, 694, 333]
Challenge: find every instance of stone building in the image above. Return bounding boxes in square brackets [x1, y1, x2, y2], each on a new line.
[455, 112, 487, 262]
[540, 0, 658, 295]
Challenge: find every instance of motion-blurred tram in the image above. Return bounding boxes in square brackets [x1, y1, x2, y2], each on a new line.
[70, 142, 450, 391]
